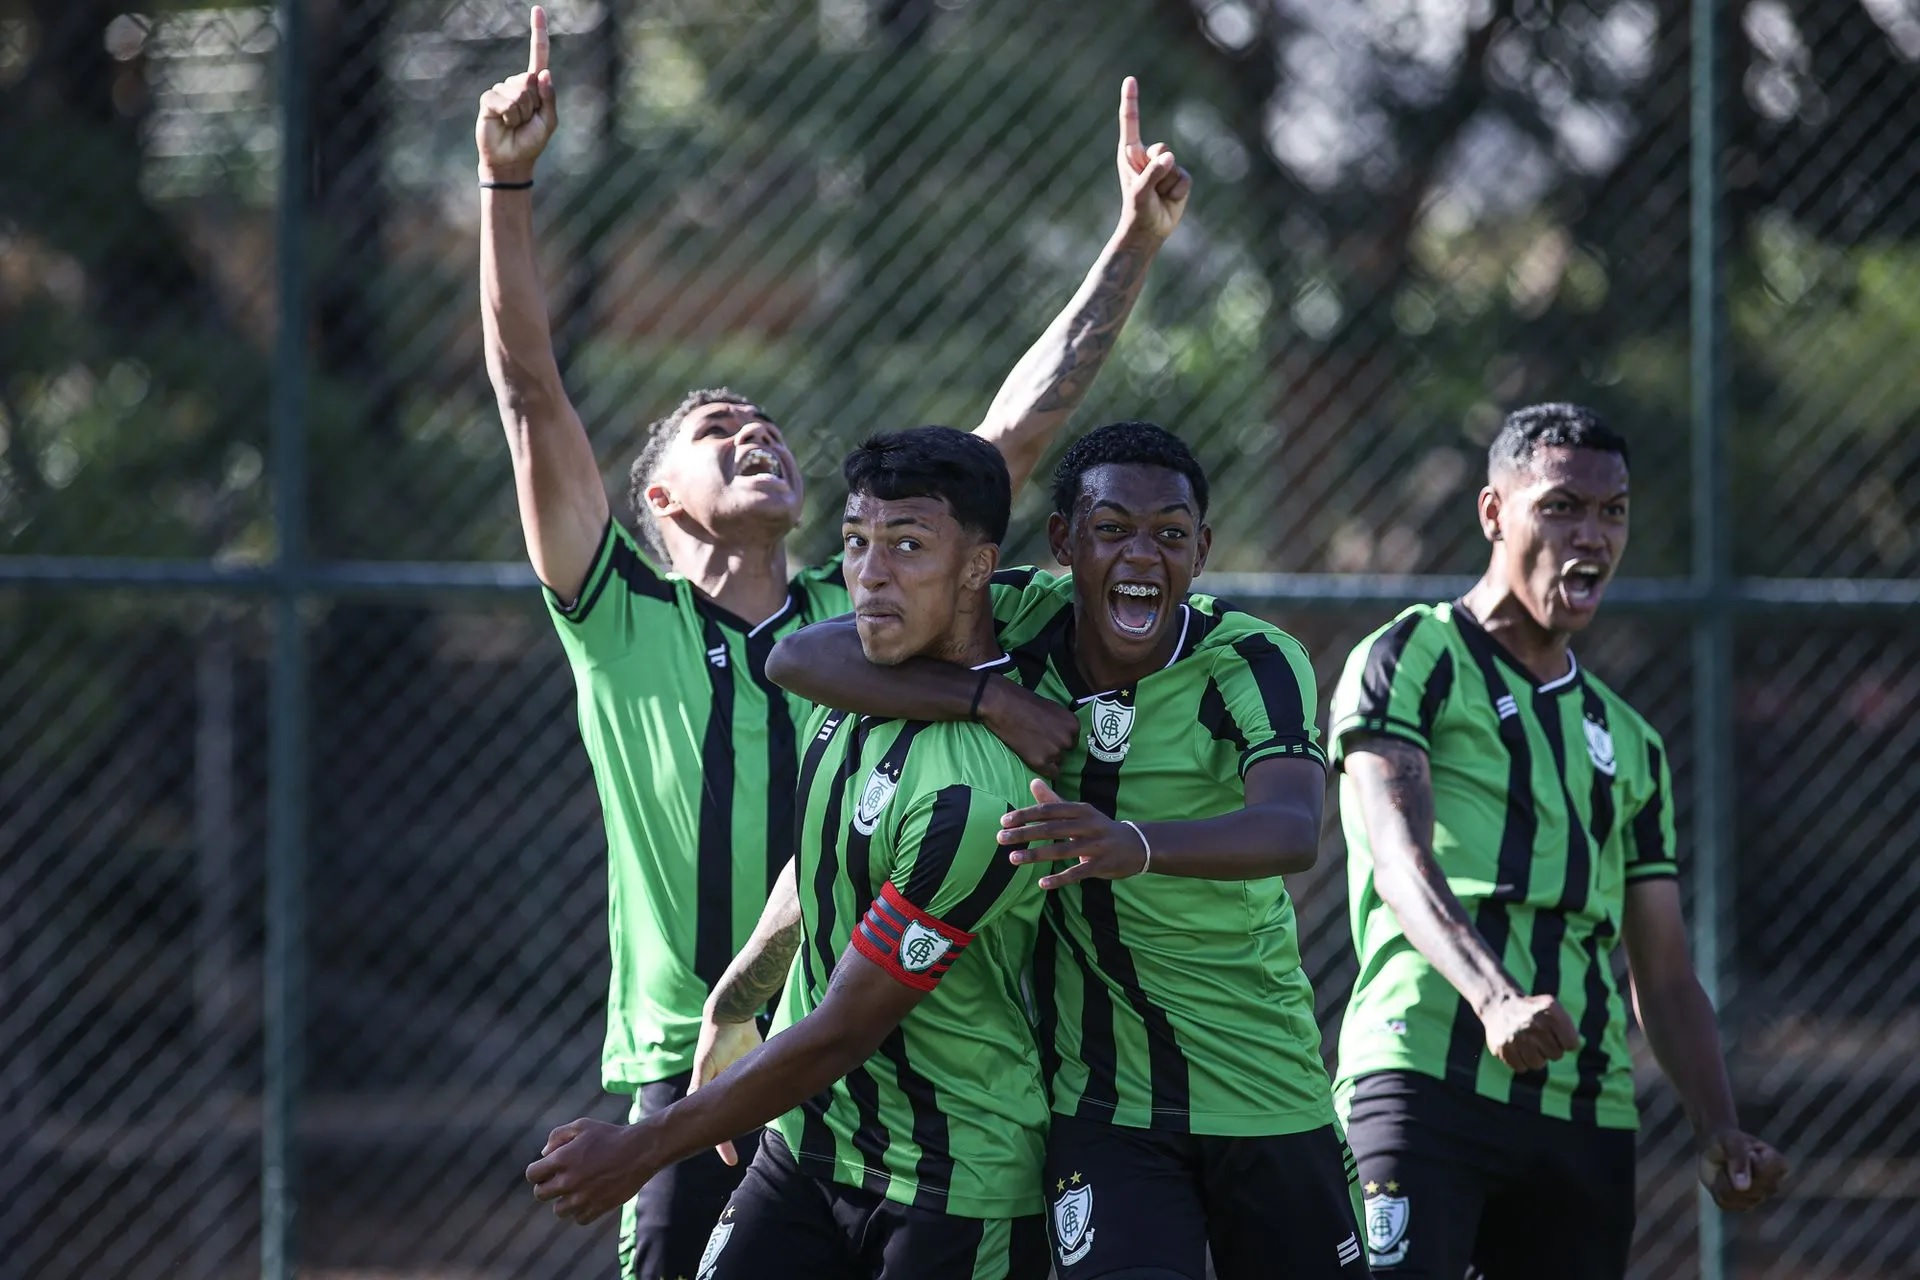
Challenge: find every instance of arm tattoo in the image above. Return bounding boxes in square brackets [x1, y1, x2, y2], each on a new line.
[1031, 245, 1149, 413]
[710, 919, 802, 1022]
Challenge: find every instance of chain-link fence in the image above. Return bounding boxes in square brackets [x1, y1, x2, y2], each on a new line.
[3, 1, 1916, 1277]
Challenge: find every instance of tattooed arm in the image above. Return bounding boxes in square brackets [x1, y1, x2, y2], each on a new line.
[1344, 735, 1578, 1073]
[972, 77, 1192, 494]
[685, 859, 803, 1163]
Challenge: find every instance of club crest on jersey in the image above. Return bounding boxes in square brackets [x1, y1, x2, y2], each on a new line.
[1583, 716, 1617, 776]
[1086, 693, 1135, 763]
[696, 1220, 733, 1279]
[1052, 1182, 1095, 1266]
[1364, 1188, 1410, 1268]
[852, 763, 900, 836]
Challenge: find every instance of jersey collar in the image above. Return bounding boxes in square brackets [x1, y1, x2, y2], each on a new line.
[1452, 599, 1580, 694]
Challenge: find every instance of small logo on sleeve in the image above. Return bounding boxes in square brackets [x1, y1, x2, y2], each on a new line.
[1364, 1181, 1410, 1268]
[1052, 1174, 1095, 1266]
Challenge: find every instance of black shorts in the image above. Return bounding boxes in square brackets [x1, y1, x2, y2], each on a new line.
[1041, 1112, 1369, 1280]
[698, 1129, 1048, 1280]
[618, 1073, 762, 1280]
[1342, 1070, 1637, 1279]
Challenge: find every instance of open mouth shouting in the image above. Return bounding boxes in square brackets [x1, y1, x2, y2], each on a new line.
[737, 446, 788, 483]
[1560, 558, 1610, 611]
[1108, 581, 1162, 638]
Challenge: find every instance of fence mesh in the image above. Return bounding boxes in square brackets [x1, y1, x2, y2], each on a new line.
[3, 1, 1917, 1277]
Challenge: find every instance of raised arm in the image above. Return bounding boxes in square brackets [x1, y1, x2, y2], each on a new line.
[1623, 877, 1788, 1211]
[477, 6, 609, 601]
[1001, 758, 1325, 884]
[1344, 737, 1578, 1073]
[766, 617, 1078, 775]
[971, 77, 1192, 494]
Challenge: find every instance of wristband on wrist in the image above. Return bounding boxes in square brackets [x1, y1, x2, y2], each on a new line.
[1120, 820, 1152, 875]
[967, 670, 992, 721]
[479, 178, 534, 190]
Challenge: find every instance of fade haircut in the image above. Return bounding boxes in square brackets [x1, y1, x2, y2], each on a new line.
[1050, 420, 1210, 519]
[842, 426, 1012, 546]
[626, 386, 756, 564]
[1489, 403, 1631, 482]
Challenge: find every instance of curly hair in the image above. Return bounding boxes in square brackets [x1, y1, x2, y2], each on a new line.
[1489, 403, 1631, 479]
[1049, 420, 1209, 519]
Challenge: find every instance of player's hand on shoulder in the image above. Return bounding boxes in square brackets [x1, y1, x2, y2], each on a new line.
[978, 678, 1078, 777]
[1478, 991, 1580, 1073]
[691, 1013, 762, 1166]
[476, 5, 558, 182]
[525, 1115, 650, 1225]
[999, 779, 1150, 889]
[1699, 1128, 1789, 1211]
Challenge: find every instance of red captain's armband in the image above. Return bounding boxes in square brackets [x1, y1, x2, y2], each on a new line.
[851, 882, 975, 992]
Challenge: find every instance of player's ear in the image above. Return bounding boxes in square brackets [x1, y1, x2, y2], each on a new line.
[646, 479, 683, 519]
[1477, 485, 1502, 544]
[1047, 512, 1072, 567]
[1193, 522, 1213, 577]
[962, 540, 999, 591]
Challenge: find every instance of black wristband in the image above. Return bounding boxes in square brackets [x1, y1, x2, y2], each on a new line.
[967, 669, 992, 721]
[479, 179, 534, 190]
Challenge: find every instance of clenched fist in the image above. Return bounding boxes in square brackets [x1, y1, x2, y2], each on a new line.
[1479, 991, 1579, 1073]
[476, 5, 557, 183]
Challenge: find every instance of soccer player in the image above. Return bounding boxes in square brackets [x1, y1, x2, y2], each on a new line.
[766, 422, 1370, 1279]
[477, 9, 1189, 1275]
[526, 427, 1053, 1279]
[1329, 403, 1789, 1278]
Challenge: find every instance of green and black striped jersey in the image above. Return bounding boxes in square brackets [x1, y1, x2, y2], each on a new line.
[768, 683, 1049, 1219]
[546, 520, 848, 1091]
[1329, 601, 1679, 1130]
[991, 569, 1338, 1137]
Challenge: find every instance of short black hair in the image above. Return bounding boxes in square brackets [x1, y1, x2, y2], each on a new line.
[842, 426, 1011, 545]
[626, 386, 758, 563]
[1489, 403, 1631, 479]
[1050, 420, 1209, 519]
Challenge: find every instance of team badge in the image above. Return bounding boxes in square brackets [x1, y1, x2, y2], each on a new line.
[1583, 717, 1616, 776]
[897, 919, 949, 974]
[1052, 1181, 1095, 1266]
[1364, 1185, 1410, 1268]
[852, 763, 899, 835]
[1086, 693, 1135, 763]
[696, 1220, 733, 1278]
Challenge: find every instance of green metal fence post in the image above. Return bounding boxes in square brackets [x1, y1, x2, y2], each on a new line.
[265, 0, 310, 1277]
[1691, 1, 1733, 1277]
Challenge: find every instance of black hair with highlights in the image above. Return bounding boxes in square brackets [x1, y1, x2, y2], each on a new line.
[842, 426, 1011, 545]
[1049, 420, 1209, 519]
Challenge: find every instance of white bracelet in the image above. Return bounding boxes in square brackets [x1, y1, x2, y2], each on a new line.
[1120, 820, 1152, 876]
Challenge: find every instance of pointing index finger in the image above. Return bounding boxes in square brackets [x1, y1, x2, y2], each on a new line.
[1118, 76, 1140, 150]
[529, 5, 549, 75]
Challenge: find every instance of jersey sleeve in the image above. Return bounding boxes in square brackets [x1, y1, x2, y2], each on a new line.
[1209, 629, 1327, 774]
[989, 567, 1074, 647]
[543, 519, 677, 664]
[1329, 608, 1456, 765]
[1623, 735, 1679, 881]
[850, 783, 1028, 992]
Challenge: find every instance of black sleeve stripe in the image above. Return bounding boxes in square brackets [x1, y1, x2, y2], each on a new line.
[1232, 633, 1313, 744]
[607, 524, 675, 604]
[943, 805, 1023, 932]
[1357, 611, 1426, 719]
[898, 785, 975, 910]
[991, 566, 1039, 588]
[1630, 741, 1668, 865]
[1332, 712, 1431, 743]
[1416, 649, 1455, 741]
[550, 517, 620, 621]
[1197, 676, 1247, 751]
